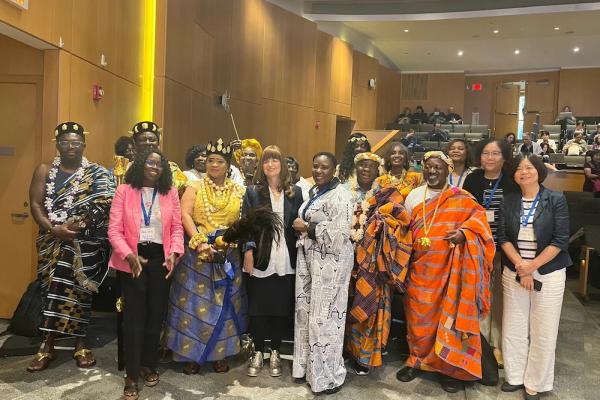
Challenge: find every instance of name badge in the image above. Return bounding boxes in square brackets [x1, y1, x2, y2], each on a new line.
[140, 227, 155, 242]
[486, 210, 495, 223]
[520, 227, 535, 241]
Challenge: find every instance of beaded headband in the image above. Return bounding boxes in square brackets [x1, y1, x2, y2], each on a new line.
[354, 152, 384, 166]
[424, 151, 454, 172]
[53, 121, 88, 141]
[206, 138, 232, 160]
[348, 135, 368, 143]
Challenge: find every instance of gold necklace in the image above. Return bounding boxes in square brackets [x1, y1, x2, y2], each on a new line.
[419, 184, 447, 248]
[387, 169, 406, 186]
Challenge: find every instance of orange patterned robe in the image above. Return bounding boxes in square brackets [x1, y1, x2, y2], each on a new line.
[405, 187, 494, 380]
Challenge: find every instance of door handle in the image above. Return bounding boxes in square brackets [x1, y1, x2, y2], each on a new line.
[11, 212, 29, 218]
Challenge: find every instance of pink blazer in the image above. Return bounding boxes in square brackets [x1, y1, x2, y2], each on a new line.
[108, 184, 185, 273]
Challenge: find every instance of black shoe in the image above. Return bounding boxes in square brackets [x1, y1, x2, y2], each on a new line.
[440, 375, 464, 393]
[293, 376, 306, 384]
[322, 385, 342, 395]
[353, 361, 370, 376]
[501, 381, 525, 392]
[525, 391, 540, 400]
[396, 366, 423, 382]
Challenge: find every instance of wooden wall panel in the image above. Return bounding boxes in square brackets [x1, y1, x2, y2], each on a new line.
[558, 68, 600, 117]
[400, 73, 465, 117]
[262, 3, 316, 108]
[0, 34, 43, 76]
[114, 0, 144, 85]
[330, 37, 353, 117]
[162, 78, 193, 167]
[314, 31, 333, 114]
[0, 0, 70, 47]
[376, 65, 401, 129]
[351, 51, 379, 129]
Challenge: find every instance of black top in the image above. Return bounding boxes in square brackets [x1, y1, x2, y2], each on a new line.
[497, 186, 572, 274]
[445, 113, 462, 123]
[241, 185, 304, 271]
[462, 168, 518, 241]
[410, 112, 428, 124]
[583, 161, 600, 192]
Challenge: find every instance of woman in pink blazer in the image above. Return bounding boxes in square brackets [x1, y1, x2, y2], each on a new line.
[108, 148, 184, 400]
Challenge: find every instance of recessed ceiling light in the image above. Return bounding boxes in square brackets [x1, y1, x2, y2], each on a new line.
[457, 50, 464, 56]
[514, 49, 520, 55]
[573, 46, 580, 52]
[493, 29, 499, 34]
[554, 26, 560, 31]
[403, 29, 409, 33]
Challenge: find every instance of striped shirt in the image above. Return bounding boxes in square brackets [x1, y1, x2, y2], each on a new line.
[517, 198, 538, 260]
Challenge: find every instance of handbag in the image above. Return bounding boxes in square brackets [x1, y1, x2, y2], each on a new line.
[479, 334, 499, 386]
[9, 279, 43, 337]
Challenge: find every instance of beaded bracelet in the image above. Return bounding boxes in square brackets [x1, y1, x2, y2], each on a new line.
[188, 232, 208, 250]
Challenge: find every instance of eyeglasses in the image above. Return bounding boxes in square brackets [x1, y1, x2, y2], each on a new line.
[482, 151, 502, 158]
[58, 140, 84, 148]
[145, 159, 163, 168]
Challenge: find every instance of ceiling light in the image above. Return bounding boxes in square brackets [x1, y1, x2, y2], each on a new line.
[573, 46, 580, 52]
[514, 49, 520, 55]
[457, 50, 463, 56]
[403, 29, 409, 33]
[554, 26, 560, 31]
[493, 29, 499, 34]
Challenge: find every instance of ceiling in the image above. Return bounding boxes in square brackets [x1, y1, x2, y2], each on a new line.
[295, 1, 600, 73]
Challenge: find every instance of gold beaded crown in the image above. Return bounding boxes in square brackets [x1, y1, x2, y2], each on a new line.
[206, 138, 232, 160]
[54, 121, 88, 140]
[130, 121, 161, 139]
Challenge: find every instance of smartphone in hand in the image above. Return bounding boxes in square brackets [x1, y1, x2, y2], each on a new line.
[515, 275, 543, 291]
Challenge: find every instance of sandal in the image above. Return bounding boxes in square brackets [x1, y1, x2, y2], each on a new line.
[183, 362, 201, 375]
[123, 380, 139, 400]
[213, 359, 229, 373]
[73, 348, 96, 368]
[26, 352, 57, 373]
[141, 367, 159, 387]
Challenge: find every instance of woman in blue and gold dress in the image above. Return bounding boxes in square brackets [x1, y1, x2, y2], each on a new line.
[165, 139, 247, 374]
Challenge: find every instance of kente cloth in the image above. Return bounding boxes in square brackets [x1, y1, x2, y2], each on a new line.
[169, 161, 188, 197]
[165, 178, 247, 363]
[292, 185, 354, 393]
[38, 162, 114, 337]
[405, 187, 495, 380]
[165, 246, 247, 363]
[375, 171, 422, 200]
[346, 187, 412, 368]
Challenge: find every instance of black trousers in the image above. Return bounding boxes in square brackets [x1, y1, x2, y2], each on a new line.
[249, 315, 287, 352]
[118, 243, 170, 381]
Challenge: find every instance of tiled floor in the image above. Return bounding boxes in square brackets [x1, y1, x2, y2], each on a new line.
[0, 276, 598, 400]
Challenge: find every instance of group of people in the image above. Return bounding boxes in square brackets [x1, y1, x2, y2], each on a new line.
[26, 122, 572, 400]
[396, 106, 463, 125]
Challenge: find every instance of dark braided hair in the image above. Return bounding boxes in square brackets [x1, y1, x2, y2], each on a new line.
[338, 132, 371, 183]
[125, 148, 173, 195]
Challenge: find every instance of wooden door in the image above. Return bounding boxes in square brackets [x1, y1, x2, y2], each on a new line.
[494, 83, 520, 136]
[0, 82, 38, 317]
[525, 79, 556, 133]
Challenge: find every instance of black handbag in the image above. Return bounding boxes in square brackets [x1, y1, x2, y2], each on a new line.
[479, 334, 499, 386]
[9, 280, 43, 337]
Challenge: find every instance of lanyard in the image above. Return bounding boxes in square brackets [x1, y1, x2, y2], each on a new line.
[483, 172, 503, 210]
[520, 192, 541, 227]
[302, 181, 335, 220]
[141, 188, 157, 226]
[449, 170, 465, 187]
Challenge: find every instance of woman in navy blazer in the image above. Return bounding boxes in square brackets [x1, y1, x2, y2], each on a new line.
[497, 154, 571, 400]
[241, 145, 304, 378]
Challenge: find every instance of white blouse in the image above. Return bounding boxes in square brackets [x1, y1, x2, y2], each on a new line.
[139, 187, 163, 244]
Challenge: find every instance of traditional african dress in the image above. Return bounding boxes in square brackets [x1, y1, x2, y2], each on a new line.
[165, 178, 247, 364]
[38, 163, 114, 337]
[292, 180, 354, 393]
[375, 171, 422, 199]
[346, 187, 412, 368]
[404, 186, 495, 380]
[169, 161, 188, 196]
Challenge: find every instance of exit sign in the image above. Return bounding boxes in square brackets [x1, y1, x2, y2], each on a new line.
[4, 0, 28, 9]
[472, 83, 483, 91]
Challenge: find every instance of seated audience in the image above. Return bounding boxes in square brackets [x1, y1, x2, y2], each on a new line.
[586, 124, 600, 144]
[536, 130, 557, 152]
[497, 154, 571, 400]
[504, 132, 517, 155]
[445, 106, 462, 124]
[583, 150, 600, 196]
[554, 105, 576, 124]
[427, 107, 446, 124]
[395, 107, 412, 124]
[428, 122, 449, 142]
[400, 128, 418, 148]
[563, 131, 589, 155]
[592, 134, 600, 151]
[517, 133, 543, 156]
[410, 105, 428, 124]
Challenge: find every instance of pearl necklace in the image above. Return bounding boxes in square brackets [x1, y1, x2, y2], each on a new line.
[199, 176, 241, 229]
[350, 178, 377, 243]
[45, 156, 90, 224]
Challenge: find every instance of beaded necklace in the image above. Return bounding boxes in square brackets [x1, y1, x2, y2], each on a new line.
[45, 156, 90, 224]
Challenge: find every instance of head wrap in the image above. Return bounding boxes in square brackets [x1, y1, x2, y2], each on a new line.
[354, 152, 385, 175]
[130, 121, 161, 139]
[206, 138, 232, 161]
[348, 134, 368, 144]
[234, 138, 263, 165]
[424, 151, 454, 172]
[54, 121, 87, 140]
